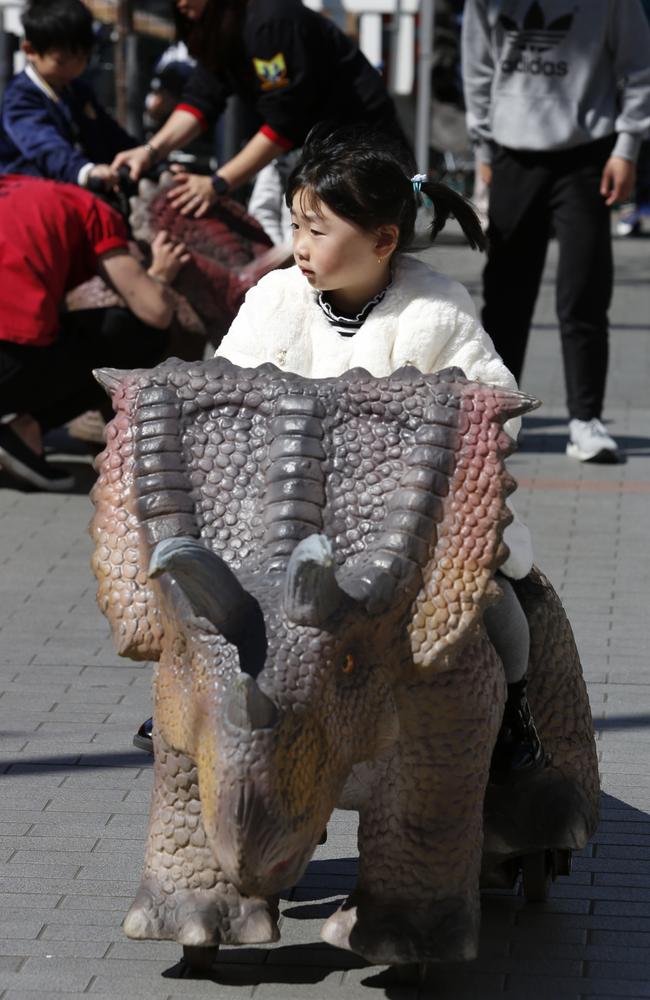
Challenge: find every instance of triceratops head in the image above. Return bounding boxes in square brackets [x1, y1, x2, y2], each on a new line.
[147, 531, 405, 897]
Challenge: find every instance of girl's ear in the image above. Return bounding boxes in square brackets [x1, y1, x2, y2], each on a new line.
[374, 224, 399, 259]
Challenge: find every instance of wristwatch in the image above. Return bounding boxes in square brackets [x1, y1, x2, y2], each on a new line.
[211, 174, 230, 196]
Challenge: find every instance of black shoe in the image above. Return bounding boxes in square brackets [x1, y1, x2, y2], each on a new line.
[133, 717, 154, 754]
[0, 425, 75, 492]
[490, 678, 547, 785]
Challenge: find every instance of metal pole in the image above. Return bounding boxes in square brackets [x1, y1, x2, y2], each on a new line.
[114, 0, 133, 128]
[387, 0, 403, 95]
[415, 0, 435, 174]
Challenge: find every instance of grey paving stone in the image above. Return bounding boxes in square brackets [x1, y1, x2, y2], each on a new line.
[507, 979, 649, 998]
[41, 921, 122, 941]
[0, 969, 93, 992]
[574, 857, 650, 875]
[60, 771, 146, 791]
[2, 994, 166, 1000]
[593, 901, 650, 917]
[56, 895, 134, 912]
[587, 961, 650, 983]
[75, 858, 143, 881]
[1, 860, 83, 879]
[0, 938, 109, 959]
[20, 815, 113, 836]
[104, 939, 184, 961]
[0, 876, 137, 896]
[0, 919, 43, 940]
[595, 844, 650, 860]
[0, 958, 29, 972]
[0, 836, 98, 854]
[0, 894, 63, 911]
[42, 789, 133, 810]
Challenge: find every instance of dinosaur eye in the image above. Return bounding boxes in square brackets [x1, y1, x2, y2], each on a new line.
[342, 653, 356, 674]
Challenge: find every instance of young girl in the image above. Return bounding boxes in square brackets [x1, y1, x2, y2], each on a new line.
[216, 125, 546, 783]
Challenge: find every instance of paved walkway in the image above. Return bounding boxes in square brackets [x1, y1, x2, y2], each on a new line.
[0, 231, 649, 1000]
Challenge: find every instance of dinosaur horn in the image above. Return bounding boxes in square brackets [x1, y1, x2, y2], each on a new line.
[148, 537, 256, 645]
[352, 415, 461, 616]
[225, 674, 278, 733]
[283, 534, 348, 627]
[93, 367, 127, 397]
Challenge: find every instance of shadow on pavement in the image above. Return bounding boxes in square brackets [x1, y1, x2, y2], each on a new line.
[0, 750, 151, 772]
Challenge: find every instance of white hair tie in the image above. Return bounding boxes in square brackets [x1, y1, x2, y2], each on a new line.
[411, 173, 427, 194]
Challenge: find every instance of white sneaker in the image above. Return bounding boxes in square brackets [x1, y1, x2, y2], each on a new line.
[566, 418, 619, 464]
[616, 206, 641, 237]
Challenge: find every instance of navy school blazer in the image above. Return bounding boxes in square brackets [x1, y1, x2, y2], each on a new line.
[0, 70, 137, 183]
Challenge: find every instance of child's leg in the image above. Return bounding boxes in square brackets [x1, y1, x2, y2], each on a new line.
[483, 573, 529, 684]
[484, 573, 546, 782]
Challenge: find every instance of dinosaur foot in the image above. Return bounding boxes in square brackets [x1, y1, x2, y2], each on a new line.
[123, 879, 279, 946]
[320, 891, 479, 965]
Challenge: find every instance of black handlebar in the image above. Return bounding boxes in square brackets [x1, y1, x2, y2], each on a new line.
[87, 161, 169, 197]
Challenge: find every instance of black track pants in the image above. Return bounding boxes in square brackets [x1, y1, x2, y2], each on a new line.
[482, 137, 614, 421]
[0, 308, 169, 429]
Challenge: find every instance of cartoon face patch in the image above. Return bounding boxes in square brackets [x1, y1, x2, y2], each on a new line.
[253, 52, 289, 91]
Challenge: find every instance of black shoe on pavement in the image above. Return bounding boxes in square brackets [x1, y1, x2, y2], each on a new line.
[490, 677, 548, 785]
[0, 425, 75, 492]
[133, 717, 154, 754]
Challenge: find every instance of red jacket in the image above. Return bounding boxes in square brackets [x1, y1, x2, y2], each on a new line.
[0, 175, 127, 347]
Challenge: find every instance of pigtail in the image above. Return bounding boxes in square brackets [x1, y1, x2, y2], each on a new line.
[421, 181, 487, 252]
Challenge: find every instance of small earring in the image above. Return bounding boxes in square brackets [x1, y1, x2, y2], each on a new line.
[377, 257, 383, 264]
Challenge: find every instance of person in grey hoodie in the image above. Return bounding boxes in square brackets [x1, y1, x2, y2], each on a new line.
[462, 0, 650, 463]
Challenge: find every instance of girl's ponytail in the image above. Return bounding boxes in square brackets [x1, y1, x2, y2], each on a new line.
[420, 181, 487, 252]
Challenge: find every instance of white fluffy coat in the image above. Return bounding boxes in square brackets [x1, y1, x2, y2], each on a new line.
[217, 255, 532, 578]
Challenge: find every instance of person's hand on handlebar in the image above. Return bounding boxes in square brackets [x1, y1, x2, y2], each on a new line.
[111, 145, 154, 182]
[167, 167, 219, 217]
[88, 164, 120, 190]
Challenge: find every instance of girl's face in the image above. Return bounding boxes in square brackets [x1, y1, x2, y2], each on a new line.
[175, 0, 208, 20]
[290, 190, 397, 310]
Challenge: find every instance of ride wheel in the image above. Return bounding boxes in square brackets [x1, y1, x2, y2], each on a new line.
[180, 944, 220, 976]
[521, 850, 553, 902]
[552, 848, 573, 877]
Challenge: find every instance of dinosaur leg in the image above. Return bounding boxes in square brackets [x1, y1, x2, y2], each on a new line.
[124, 733, 279, 946]
[322, 638, 504, 965]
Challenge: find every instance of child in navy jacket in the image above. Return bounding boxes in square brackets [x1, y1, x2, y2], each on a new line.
[0, 0, 136, 189]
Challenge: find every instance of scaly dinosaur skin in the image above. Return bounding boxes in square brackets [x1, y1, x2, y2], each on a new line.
[90, 358, 599, 965]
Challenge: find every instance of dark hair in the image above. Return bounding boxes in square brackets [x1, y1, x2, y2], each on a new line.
[286, 124, 486, 253]
[183, 0, 247, 75]
[22, 0, 94, 54]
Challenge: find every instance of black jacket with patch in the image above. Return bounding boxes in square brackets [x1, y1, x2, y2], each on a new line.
[178, 0, 402, 149]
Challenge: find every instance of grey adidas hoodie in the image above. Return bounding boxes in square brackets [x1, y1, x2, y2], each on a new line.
[462, 0, 650, 163]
